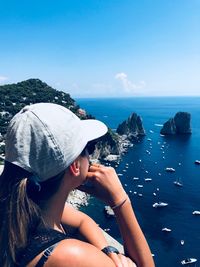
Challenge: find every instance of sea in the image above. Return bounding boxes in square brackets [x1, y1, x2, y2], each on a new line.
[75, 97, 200, 267]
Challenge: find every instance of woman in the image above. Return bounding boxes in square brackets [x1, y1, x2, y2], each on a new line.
[0, 103, 155, 267]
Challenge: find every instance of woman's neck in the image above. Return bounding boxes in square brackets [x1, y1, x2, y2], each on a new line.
[40, 189, 69, 232]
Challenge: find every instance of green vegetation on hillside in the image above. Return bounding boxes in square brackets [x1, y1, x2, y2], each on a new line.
[0, 79, 80, 135]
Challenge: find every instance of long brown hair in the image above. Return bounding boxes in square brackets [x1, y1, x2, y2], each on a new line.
[0, 161, 64, 267]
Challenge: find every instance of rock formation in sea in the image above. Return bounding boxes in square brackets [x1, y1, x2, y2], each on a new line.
[160, 112, 192, 135]
[160, 118, 176, 135]
[174, 112, 192, 134]
[116, 112, 145, 139]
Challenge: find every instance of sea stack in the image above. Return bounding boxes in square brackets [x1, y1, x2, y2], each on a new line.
[160, 112, 192, 135]
[116, 113, 145, 139]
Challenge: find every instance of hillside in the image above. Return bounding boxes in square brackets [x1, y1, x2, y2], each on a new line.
[0, 79, 81, 134]
[0, 79, 120, 159]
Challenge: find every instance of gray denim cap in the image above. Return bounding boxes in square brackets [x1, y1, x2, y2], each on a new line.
[5, 103, 107, 182]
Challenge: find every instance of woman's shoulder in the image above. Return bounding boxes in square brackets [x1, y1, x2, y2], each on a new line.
[42, 238, 115, 267]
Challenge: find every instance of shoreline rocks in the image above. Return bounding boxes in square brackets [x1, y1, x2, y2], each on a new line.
[67, 189, 90, 209]
[104, 205, 115, 217]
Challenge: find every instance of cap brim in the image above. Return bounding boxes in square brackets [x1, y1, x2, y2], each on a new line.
[80, 119, 108, 144]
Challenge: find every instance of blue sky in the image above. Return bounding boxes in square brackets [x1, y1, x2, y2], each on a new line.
[0, 0, 200, 97]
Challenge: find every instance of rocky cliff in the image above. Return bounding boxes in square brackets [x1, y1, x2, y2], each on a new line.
[116, 112, 145, 139]
[93, 129, 121, 159]
[160, 112, 192, 135]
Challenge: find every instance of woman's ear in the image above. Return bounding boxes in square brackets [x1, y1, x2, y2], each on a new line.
[69, 159, 80, 176]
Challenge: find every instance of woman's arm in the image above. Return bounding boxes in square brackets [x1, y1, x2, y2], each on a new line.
[44, 238, 136, 267]
[61, 203, 136, 267]
[61, 203, 108, 249]
[78, 164, 155, 267]
[113, 198, 154, 267]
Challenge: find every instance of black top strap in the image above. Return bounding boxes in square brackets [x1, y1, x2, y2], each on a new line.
[34, 242, 60, 267]
[17, 228, 67, 267]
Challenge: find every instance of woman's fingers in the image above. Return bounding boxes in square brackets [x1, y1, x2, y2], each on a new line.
[79, 163, 127, 205]
[108, 253, 137, 267]
[117, 254, 137, 267]
[88, 164, 104, 173]
[91, 163, 103, 168]
[108, 253, 123, 267]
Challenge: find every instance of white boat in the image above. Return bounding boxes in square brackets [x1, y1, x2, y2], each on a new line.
[145, 178, 152, 182]
[137, 184, 143, 188]
[153, 202, 168, 208]
[162, 227, 171, 232]
[181, 258, 197, 265]
[165, 167, 176, 172]
[181, 240, 185, 245]
[192, 210, 200, 215]
[174, 178, 183, 187]
[104, 228, 110, 232]
[174, 181, 183, 187]
[194, 160, 200, 165]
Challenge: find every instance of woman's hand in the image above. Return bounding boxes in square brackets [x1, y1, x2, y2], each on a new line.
[78, 163, 155, 267]
[78, 163, 127, 206]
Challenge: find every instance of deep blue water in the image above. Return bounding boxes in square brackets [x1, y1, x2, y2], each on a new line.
[76, 97, 200, 267]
